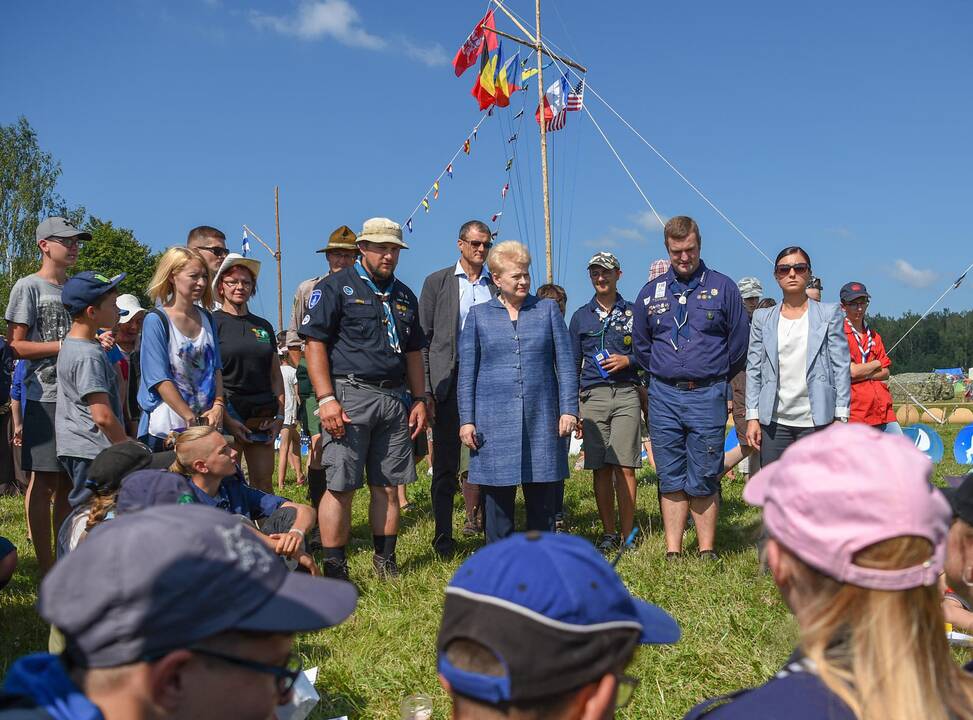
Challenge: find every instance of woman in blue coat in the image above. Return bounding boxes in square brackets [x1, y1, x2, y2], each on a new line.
[458, 241, 579, 543]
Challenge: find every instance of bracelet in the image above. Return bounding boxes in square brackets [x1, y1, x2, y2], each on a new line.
[212, 398, 226, 407]
[288, 528, 305, 538]
[318, 395, 336, 406]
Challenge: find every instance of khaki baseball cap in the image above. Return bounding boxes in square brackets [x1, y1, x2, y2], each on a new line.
[316, 225, 359, 253]
[358, 217, 408, 250]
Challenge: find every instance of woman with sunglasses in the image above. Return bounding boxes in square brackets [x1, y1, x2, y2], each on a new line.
[744, 247, 851, 466]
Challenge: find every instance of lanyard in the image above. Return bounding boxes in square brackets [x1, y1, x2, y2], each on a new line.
[845, 318, 873, 362]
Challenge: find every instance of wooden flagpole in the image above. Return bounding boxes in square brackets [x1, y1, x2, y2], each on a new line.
[534, 0, 553, 284]
[274, 186, 283, 332]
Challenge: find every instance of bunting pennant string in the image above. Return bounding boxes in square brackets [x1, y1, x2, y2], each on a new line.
[446, 163, 453, 179]
[505, 158, 513, 171]
[491, 211, 503, 222]
[406, 218, 413, 233]
[433, 181, 440, 200]
[501, 183, 509, 199]
[508, 133, 518, 143]
[422, 198, 430, 212]
[463, 139, 471, 154]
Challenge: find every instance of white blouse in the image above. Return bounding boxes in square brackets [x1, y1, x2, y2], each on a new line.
[773, 311, 814, 427]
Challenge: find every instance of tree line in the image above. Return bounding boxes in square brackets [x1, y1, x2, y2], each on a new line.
[872, 310, 973, 374]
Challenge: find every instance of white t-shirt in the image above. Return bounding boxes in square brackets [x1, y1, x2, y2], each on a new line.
[773, 311, 814, 427]
[147, 318, 217, 438]
[280, 364, 298, 426]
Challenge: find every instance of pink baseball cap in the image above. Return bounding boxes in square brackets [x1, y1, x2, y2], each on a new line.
[648, 259, 671, 282]
[743, 423, 951, 591]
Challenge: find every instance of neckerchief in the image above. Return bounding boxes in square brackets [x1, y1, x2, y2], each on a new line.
[354, 261, 401, 354]
[2, 653, 104, 720]
[670, 271, 704, 348]
[587, 297, 623, 350]
[845, 318, 873, 362]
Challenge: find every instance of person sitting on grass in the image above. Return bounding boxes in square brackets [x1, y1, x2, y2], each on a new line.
[56, 271, 129, 511]
[0, 503, 357, 720]
[169, 425, 317, 568]
[942, 474, 973, 636]
[685, 424, 973, 720]
[0, 538, 15, 591]
[437, 531, 680, 719]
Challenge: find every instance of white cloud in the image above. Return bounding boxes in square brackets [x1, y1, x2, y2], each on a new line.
[633, 210, 666, 233]
[890, 259, 937, 289]
[402, 39, 449, 67]
[250, 0, 385, 50]
[825, 226, 854, 239]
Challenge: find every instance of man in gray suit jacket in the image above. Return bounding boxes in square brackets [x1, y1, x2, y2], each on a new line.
[419, 220, 494, 558]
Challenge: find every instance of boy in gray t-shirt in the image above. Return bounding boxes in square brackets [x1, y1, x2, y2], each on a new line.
[56, 271, 128, 507]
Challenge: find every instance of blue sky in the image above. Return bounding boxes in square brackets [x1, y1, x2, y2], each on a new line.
[3, 0, 972, 323]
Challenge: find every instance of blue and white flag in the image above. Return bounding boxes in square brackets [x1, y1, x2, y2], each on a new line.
[242, 228, 251, 257]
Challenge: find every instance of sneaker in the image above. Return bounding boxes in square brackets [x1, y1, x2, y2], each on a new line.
[554, 513, 565, 534]
[373, 553, 400, 580]
[596, 533, 620, 554]
[322, 557, 350, 581]
[665, 551, 682, 562]
[698, 550, 718, 562]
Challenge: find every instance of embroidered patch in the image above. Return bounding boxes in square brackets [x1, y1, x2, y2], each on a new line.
[654, 282, 666, 299]
[624, 335, 632, 345]
[301, 314, 310, 325]
[342, 286, 354, 296]
[308, 289, 322, 309]
[251, 327, 272, 343]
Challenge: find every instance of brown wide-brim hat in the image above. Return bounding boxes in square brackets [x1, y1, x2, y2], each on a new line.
[357, 217, 408, 250]
[316, 225, 359, 254]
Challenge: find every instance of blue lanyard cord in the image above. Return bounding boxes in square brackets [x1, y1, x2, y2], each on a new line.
[355, 261, 401, 354]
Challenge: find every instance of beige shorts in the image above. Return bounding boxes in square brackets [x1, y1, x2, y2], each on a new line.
[580, 384, 643, 469]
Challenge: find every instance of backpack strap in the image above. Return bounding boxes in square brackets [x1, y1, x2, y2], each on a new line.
[147, 307, 170, 344]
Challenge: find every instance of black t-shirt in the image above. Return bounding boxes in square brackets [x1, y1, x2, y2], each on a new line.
[297, 266, 426, 384]
[214, 310, 277, 410]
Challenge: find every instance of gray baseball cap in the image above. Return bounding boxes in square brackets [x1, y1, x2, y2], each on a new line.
[35, 216, 91, 243]
[737, 276, 763, 299]
[38, 503, 358, 668]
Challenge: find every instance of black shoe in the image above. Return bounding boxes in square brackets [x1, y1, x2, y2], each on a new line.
[554, 513, 565, 533]
[596, 533, 621, 554]
[698, 550, 718, 562]
[665, 551, 682, 562]
[373, 553, 400, 580]
[434, 541, 456, 560]
[322, 557, 350, 581]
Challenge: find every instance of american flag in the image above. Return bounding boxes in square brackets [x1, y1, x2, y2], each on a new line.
[546, 109, 567, 132]
[567, 79, 585, 111]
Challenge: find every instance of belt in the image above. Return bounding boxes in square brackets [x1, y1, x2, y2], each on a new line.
[335, 375, 402, 390]
[655, 375, 725, 391]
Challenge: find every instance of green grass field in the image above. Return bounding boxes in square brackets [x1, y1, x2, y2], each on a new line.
[1, 427, 969, 719]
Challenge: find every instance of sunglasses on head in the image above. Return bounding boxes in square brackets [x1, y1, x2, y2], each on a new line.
[775, 263, 810, 277]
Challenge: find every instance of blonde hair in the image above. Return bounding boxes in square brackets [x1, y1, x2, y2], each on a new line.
[168, 425, 217, 475]
[147, 247, 213, 308]
[787, 536, 973, 720]
[487, 240, 530, 277]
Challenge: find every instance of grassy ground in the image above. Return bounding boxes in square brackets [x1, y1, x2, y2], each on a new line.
[0, 427, 969, 719]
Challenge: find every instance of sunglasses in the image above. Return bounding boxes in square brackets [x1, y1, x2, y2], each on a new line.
[462, 239, 493, 250]
[197, 246, 230, 258]
[775, 263, 810, 277]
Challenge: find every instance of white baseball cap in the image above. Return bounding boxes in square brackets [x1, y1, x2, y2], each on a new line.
[115, 294, 147, 325]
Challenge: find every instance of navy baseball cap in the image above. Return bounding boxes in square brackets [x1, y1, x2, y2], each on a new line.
[38, 503, 358, 668]
[115, 469, 196, 514]
[62, 271, 127, 316]
[437, 532, 679, 704]
[840, 281, 870, 303]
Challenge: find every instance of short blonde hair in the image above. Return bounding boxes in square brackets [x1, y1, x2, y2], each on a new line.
[168, 425, 218, 475]
[487, 240, 530, 277]
[147, 247, 213, 308]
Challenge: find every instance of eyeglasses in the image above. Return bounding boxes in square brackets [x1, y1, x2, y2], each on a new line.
[845, 299, 869, 309]
[775, 263, 810, 277]
[222, 278, 253, 289]
[615, 673, 639, 709]
[49, 237, 84, 250]
[190, 647, 303, 697]
[197, 246, 230, 258]
[462, 239, 493, 250]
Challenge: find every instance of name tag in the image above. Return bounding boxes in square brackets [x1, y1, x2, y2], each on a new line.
[654, 281, 666, 300]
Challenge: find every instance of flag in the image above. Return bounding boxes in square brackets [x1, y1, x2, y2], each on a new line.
[491, 211, 503, 222]
[955, 271, 968, 289]
[473, 127, 478, 141]
[452, 10, 497, 77]
[514, 109, 524, 120]
[422, 198, 430, 212]
[241, 229, 251, 257]
[488, 106, 494, 117]
[495, 51, 520, 107]
[471, 42, 501, 110]
[463, 139, 470, 154]
[567, 78, 585, 111]
[505, 158, 513, 171]
[433, 181, 440, 200]
[446, 163, 453, 178]
[535, 75, 569, 132]
[521, 67, 539, 81]
[406, 218, 413, 233]
[501, 183, 509, 199]
[507, 133, 518, 143]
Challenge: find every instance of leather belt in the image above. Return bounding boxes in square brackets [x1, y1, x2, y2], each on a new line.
[655, 376, 725, 391]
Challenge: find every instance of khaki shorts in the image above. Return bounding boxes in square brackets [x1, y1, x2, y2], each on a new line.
[580, 384, 642, 469]
[321, 380, 417, 492]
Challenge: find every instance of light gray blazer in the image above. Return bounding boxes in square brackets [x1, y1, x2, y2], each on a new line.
[745, 301, 851, 427]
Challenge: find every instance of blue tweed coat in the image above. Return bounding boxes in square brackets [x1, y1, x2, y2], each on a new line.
[457, 295, 579, 486]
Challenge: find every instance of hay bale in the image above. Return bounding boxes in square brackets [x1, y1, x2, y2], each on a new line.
[949, 408, 973, 425]
[896, 404, 920, 425]
[921, 407, 945, 423]
[889, 373, 955, 403]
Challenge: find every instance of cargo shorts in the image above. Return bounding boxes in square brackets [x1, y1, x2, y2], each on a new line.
[580, 384, 643, 469]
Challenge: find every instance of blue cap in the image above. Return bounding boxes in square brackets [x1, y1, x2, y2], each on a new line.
[437, 532, 679, 704]
[115, 469, 196, 515]
[61, 271, 126, 316]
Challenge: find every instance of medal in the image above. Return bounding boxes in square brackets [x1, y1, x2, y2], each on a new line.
[678, 295, 687, 305]
[711, 288, 719, 297]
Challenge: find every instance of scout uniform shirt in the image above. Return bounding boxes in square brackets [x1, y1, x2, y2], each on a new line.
[632, 260, 749, 382]
[298, 265, 426, 385]
[568, 293, 640, 390]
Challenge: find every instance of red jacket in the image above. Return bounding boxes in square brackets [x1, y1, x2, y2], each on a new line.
[844, 320, 895, 425]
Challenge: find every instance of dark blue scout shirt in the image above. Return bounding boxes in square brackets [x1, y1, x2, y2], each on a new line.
[189, 471, 286, 521]
[568, 294, 640, 390]
[632, 260, 749, 382]
[682, 652, 855, 719]
[297, 266, 426, 385]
